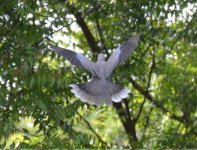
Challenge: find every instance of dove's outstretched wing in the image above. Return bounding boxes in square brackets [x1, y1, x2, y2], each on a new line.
[49, 44, 96, 76]
[105, 34, 141, 77]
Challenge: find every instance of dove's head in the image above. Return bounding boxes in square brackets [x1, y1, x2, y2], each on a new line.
[98, 53, 105, 60]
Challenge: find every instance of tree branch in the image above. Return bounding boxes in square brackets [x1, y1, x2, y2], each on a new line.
[129, 77, 184, 123]
[68, 5, 101, 53]
[113, 102, 138, 148]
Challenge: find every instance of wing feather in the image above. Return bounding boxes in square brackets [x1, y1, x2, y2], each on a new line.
[49, 44, 96, 76]
[105, 34, 141, 77]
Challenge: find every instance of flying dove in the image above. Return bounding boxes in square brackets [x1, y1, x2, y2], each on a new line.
[49, 34, 140, 106]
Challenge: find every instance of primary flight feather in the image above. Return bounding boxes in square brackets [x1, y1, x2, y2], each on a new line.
[49, 34, 141, 106]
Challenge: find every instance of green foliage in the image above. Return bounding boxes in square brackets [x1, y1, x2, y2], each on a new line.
[0, 0, 197, 149]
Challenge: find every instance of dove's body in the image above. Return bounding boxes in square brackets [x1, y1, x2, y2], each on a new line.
[70, 52, 130, 106]
[49, 34, 140, 106]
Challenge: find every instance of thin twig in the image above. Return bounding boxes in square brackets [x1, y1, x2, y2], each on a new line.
[134, 48, 155, 123]
[141, 107, 153, 142]
[95, 18, 109, 56]
[77, 112, 109, 147]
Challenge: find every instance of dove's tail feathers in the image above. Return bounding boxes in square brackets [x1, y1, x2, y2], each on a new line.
[70, 84, 98, 105]
[111, 88, 130, 102]
[70, 84, 95, 104]
[69, 84, 110, 106]
[69, 79, 130, 106]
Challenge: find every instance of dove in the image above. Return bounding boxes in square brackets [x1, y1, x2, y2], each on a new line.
[49, 34, 140, 106]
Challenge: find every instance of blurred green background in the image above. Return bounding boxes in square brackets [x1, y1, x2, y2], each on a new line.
[0, 0, 197, 149]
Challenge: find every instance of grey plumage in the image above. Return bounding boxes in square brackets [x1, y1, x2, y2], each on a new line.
[49, 44, 97, 76]
[49, 34, 141, 106]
